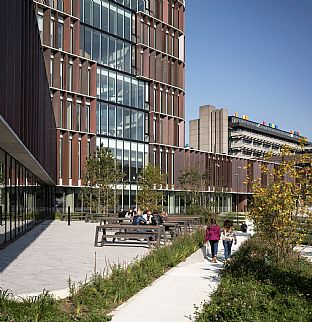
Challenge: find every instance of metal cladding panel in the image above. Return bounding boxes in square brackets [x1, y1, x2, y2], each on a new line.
[0, 0, 56, 184]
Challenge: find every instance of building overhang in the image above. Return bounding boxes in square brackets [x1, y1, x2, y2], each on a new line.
[0, 116, 55, 186]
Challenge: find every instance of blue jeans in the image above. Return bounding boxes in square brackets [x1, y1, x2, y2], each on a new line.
[223, 240, 233, 260]
[209, 240, 219, 257]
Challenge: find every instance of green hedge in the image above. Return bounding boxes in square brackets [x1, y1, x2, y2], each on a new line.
[0, 229, 205, 322]
[195, 238, 312, 322]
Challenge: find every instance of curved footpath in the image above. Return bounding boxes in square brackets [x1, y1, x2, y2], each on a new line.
[110, 233, 249, 322]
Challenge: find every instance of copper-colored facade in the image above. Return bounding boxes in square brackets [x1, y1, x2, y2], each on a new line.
[34, 0, 97, 188]
[0, 0, 56, 183]
[0, 0, 56, 247]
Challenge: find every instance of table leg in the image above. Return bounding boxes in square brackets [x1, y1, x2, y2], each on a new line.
[94, 227, 99, 247]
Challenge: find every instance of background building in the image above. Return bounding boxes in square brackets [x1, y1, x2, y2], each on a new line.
[190, 105, 311, 159]
[189, 105, 228, 154]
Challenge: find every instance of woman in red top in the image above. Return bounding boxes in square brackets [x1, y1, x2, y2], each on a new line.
[205, 218, 221, 263]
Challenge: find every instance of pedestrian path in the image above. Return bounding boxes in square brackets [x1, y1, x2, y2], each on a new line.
[110, 233, 249, 322]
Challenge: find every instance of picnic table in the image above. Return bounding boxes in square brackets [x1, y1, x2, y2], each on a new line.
[94, 224, 167, 248]
[85, 213, 115, 223]
[98, 216, 132, 225]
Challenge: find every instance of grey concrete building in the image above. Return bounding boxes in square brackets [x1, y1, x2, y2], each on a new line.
[189, 105, 228, 154]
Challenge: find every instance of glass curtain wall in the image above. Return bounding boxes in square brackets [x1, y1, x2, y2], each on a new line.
[0, 148, 53, 247]
[81, 0, 149, 210]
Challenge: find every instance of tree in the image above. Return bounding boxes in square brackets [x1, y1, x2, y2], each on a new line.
[136, 164, 167, 211]
[81, 144, 123, 214]
[248, 146, 312, 260]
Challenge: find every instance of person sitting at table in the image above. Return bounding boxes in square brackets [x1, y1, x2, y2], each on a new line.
[125, 208, 133, 218]
[143, 210, 153, 224]
[133, 209, 146, 225]
[151, 211, 164, 225]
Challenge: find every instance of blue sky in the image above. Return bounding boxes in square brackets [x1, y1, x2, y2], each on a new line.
[185, 0, 312, 141]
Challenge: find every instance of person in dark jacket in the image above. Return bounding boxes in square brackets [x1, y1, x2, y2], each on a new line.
[205, 218, 221, 263]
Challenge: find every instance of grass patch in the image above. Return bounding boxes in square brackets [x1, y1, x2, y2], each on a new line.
[0, 229, 204, 321]
[195, 238, 312, 322]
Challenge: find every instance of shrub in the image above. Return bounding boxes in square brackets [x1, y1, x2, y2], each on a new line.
[195, 238, 312, 322]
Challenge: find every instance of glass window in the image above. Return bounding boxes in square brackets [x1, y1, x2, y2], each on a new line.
[123, 75, 131, 106]
[124, 42, 131, 73]
[131, 78, 138, 108]
[66, 101, 72, 129]
[68, 63, 73, 91]
[60, 60, 63, 89]
[116, 40, 124, 71]
[109, 4, 117, 35]
[76, 103, 81, 131]
[101, 68, 108, 100]
[96, 68, 101, 98]
[117, 73, 123, 105]
[108, 71, 116, 102]
[138, 81, 144, 109]
[116, 107, 123, 138]
[59, 137, 62, 178]
[92, 31, 101, 62]
[70, 26, 74, 53]
[84, 0, 92, 25]
[108, 37, 116, 68]
[96, 102, 100, 134]
[59, 99, 63, 127]
[37, 14, 43, 42]
[69, 138, 72, 178]
[131, 111, 137, 140]
[124, 149, 129, 181]
[86, 105, 90, 132]
[131, 0, 137, 11]
[80, 25, 84, 56]
[100, 103, 108, 135]
[80, 0, 84, 20]
[117, 7, 124, 38]
[57, 21, 63, 49]
[101, 0, 109, 32]
[84, 27, 92, 59]
[93, 0, 101, 29]
[108, 105, 116, 136]
[124, 108, 131, 139]
[138, 0, 145, 11]
[101, 34, 109, 65]
[137, 111, 144, 141]
[50, 16, 54, 47]
[78, 139, 81, 179]
[124, 10, 131, 41]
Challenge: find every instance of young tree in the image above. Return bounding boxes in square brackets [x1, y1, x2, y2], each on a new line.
[81, 144, 123, 214]
[248, 146, 312, 260]
[136, 164, 167, 211]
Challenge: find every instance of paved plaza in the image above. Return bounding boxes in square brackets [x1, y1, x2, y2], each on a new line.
[0, 220, 149, 297]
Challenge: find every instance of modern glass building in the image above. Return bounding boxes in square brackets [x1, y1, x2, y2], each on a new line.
[0, 0, 272, 247]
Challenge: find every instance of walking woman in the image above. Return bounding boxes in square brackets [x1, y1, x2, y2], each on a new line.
[205, 218, 221, 263]
[222, 220, 237, 264]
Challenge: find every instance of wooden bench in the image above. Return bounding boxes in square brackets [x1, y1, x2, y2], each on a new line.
[61, 213, 86, 221]
[94, 224, 166, 248]
[101, 232, 156, 248]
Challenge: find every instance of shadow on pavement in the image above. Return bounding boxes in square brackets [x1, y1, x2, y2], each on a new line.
[0, 220, 53, 272]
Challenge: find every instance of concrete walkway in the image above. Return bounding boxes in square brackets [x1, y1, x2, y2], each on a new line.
[110, 233, 249, 322]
